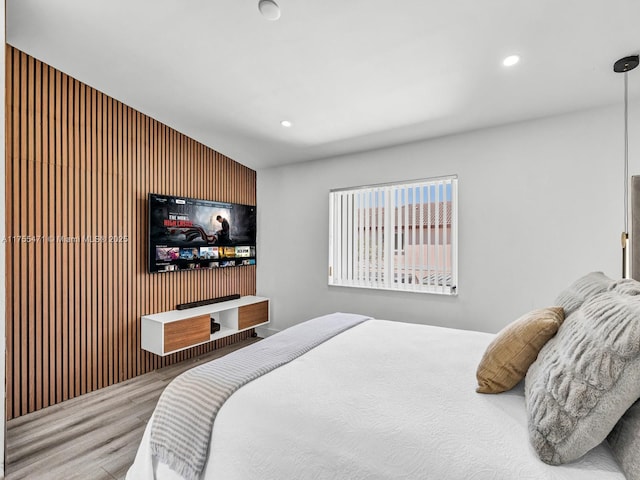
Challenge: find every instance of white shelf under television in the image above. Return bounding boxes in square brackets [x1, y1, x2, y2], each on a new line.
[141, 295, 269, 356]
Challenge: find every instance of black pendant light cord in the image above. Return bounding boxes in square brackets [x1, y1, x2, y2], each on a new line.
[625, 71, 629, 234]
[613, 54, 639, 278]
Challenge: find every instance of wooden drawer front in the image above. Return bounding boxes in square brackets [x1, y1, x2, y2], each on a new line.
[238, 301, 269, 330]
[164, 314, 211, 353]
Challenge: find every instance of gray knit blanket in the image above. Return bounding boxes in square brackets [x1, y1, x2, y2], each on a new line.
[149, 312, 371, 480]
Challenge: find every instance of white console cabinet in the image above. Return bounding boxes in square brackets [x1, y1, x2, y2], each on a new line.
[141, 295, 269, 356]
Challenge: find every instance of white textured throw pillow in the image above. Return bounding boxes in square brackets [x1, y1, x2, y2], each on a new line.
[525, 287, 640, 465]
[607, 279, 640, 480]
[608, 399, 640, 480]
[553, 271, 614, 317]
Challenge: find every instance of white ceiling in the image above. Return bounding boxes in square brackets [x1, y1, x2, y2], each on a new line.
[7, 0, 640, 169]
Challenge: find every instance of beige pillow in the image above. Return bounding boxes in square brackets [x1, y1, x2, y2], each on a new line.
[476, 307, 564, 394]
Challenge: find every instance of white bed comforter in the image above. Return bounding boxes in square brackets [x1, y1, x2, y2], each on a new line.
[127, 320, 625, 480]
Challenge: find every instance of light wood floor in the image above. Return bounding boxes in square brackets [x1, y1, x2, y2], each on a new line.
[5, 337, 260, 480]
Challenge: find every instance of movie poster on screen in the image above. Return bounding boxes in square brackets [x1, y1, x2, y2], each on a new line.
[148, 193, 257, 273]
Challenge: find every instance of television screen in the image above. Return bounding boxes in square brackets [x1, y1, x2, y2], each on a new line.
[148, 193, 257, 273]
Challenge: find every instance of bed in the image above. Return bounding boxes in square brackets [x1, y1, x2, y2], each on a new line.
[126, 314, 628, 480]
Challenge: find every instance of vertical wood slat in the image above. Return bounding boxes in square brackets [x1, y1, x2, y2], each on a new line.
[79, 80, 87, 396]
[34, 57, 43, 411]
[5, 45, 258, 419]
[6, 46, 15, 420]
[19, 50, 28, 415]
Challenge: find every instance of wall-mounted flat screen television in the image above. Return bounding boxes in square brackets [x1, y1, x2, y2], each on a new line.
[148, 193, 257, 273]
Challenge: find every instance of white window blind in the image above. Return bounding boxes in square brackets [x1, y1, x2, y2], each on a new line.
[328, 176, 457, 295]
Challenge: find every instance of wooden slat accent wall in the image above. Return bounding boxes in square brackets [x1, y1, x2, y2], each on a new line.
[5, 45, 257, 419]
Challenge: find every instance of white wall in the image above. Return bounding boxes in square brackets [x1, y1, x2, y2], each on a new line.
[257, 103, 639, 335]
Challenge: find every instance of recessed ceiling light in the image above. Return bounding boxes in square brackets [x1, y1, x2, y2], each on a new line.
[258, 0, 281, 21]
[503, 55, 520, 67]
[280, 120, 292, 128]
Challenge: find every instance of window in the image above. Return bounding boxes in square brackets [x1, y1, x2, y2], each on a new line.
[328, 176, 458, 294]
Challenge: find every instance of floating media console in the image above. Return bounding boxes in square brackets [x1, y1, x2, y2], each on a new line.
[141, 295, 269, 356]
